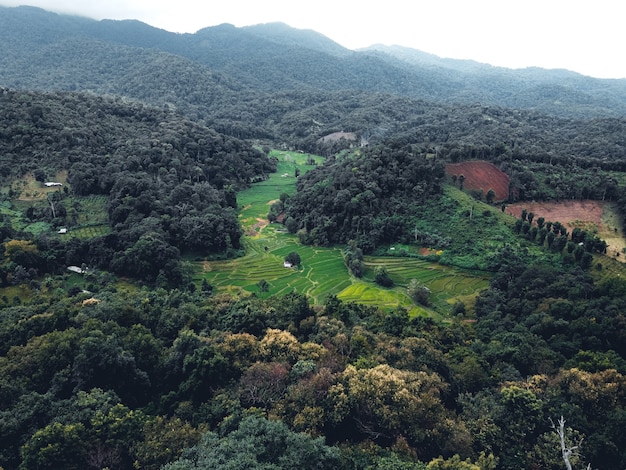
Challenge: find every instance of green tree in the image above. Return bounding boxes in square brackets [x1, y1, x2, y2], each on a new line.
[485, 189, 496, 204]
[285, 251, 301, 267]
[375, 266, 394, 287]
[110, 232, 182, 286]
[407, 279, 430, 306]
[4, 239, 40, 267]
[163, 416, 340, 470]
[20, 422, 88, 470]
[131, 416, 202, 470]
[337, 365, 457, 457]
[201, 278, 213, 294]
[345, 240, 365, 278]
[257, 279, 270, 293]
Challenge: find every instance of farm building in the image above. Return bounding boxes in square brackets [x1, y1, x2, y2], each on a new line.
[44, 182, 62, 187]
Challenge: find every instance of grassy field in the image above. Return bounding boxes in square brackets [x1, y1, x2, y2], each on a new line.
[196, 150, 491, 317]
[238, 151, 322, 234]
[352, 257, 489, 315]
[2, 173, 110, 239]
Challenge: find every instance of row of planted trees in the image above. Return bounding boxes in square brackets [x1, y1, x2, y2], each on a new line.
[512, 209, 607, 268]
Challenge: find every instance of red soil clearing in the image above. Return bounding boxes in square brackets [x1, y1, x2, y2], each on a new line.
[507, 200, 626, 262]
[506, 200, 605, 231]
[445, 161, 509, 201]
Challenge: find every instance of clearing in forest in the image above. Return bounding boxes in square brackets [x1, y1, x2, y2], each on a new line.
[507, 200, 626, 261]
[445, 161, 509, 201]
[3, 173, 110, 238]
[197, 150, 491, 317]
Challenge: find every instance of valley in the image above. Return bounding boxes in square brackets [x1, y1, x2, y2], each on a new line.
[1, 6, 626, 470]
[197, 151, 490, 316]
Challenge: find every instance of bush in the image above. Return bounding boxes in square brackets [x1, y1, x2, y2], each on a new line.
[374, 266, 394, 287]
[285, 251, 301, 267]
[407, 279, 430, 306]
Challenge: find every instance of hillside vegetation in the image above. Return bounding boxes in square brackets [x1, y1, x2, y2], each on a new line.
[1, 5, 626, 470]
[0, 89, 275, 286]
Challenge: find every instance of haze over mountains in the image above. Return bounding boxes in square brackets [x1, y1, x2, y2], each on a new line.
[2, 4, 625, 124]
[0, 3, 624, 170]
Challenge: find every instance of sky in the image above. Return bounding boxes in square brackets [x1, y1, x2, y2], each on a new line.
[1, 0, 624, 79]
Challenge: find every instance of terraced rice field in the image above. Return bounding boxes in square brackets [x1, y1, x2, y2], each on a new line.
[340, 257, 490, 316]
[238, 152, 321, 234]
[67, 224, 111, 239]
[201, 227, 352, 303]
[196, 150, 491, 316]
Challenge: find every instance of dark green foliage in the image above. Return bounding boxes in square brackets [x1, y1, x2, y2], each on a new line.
[374, 265, 394, 287]
[110, 233, 183, 286]
[407, 279, 431, 306]
[485, 188, 495, 204]
[163, 416, 340, 470]
[284, 251, 301, 267]
[344, 240, 364, 277]
[286, 142, 444, 251]
[201, 278, 213, 295]
[0, 264, 625, 469]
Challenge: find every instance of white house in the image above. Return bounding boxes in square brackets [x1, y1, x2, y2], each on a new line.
[45, 182, 62, 187]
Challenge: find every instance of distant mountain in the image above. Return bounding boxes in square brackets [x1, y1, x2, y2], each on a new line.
[242, 22, 352, 57]
[362, 44, 626, 117]
[1, 4, 626, 149]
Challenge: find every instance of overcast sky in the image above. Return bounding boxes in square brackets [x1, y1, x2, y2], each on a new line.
[2, 0, 624, 79]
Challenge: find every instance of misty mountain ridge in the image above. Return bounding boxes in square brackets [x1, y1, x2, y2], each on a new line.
[1, 4, 626, 123]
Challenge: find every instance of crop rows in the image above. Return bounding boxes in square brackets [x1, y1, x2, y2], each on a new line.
[196, 151, 490, 316]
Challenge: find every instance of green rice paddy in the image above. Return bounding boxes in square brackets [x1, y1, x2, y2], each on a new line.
[196, 150, 491, 317]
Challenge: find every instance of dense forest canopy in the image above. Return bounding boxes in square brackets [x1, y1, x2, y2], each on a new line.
[1, 5, 626, 470]
[0, 89, 276, 286]
[0, 259, 625, 469]
[284, 142, 445, 251]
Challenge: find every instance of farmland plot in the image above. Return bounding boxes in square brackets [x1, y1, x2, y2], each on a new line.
[339, 257, 490, 316]
[507, 200, 626, 261]
[197, 151, 491, 316]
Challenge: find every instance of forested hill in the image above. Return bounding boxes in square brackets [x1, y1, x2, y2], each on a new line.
[0, 89, 272, 187]
[284, 142, 445, 251]
[363, 44, 626, 117]
[1, 4, 626, 130]
[0, 88, 275, 285]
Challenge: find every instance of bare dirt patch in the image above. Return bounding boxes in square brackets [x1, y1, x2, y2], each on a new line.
[445, 161, 509, 201]
[318, 131, 357, 144]
[507, 200, 605, 230]
[507, 200, 626, 261]
[246, 218, 270, 237]
[13, 171, 68, 202]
